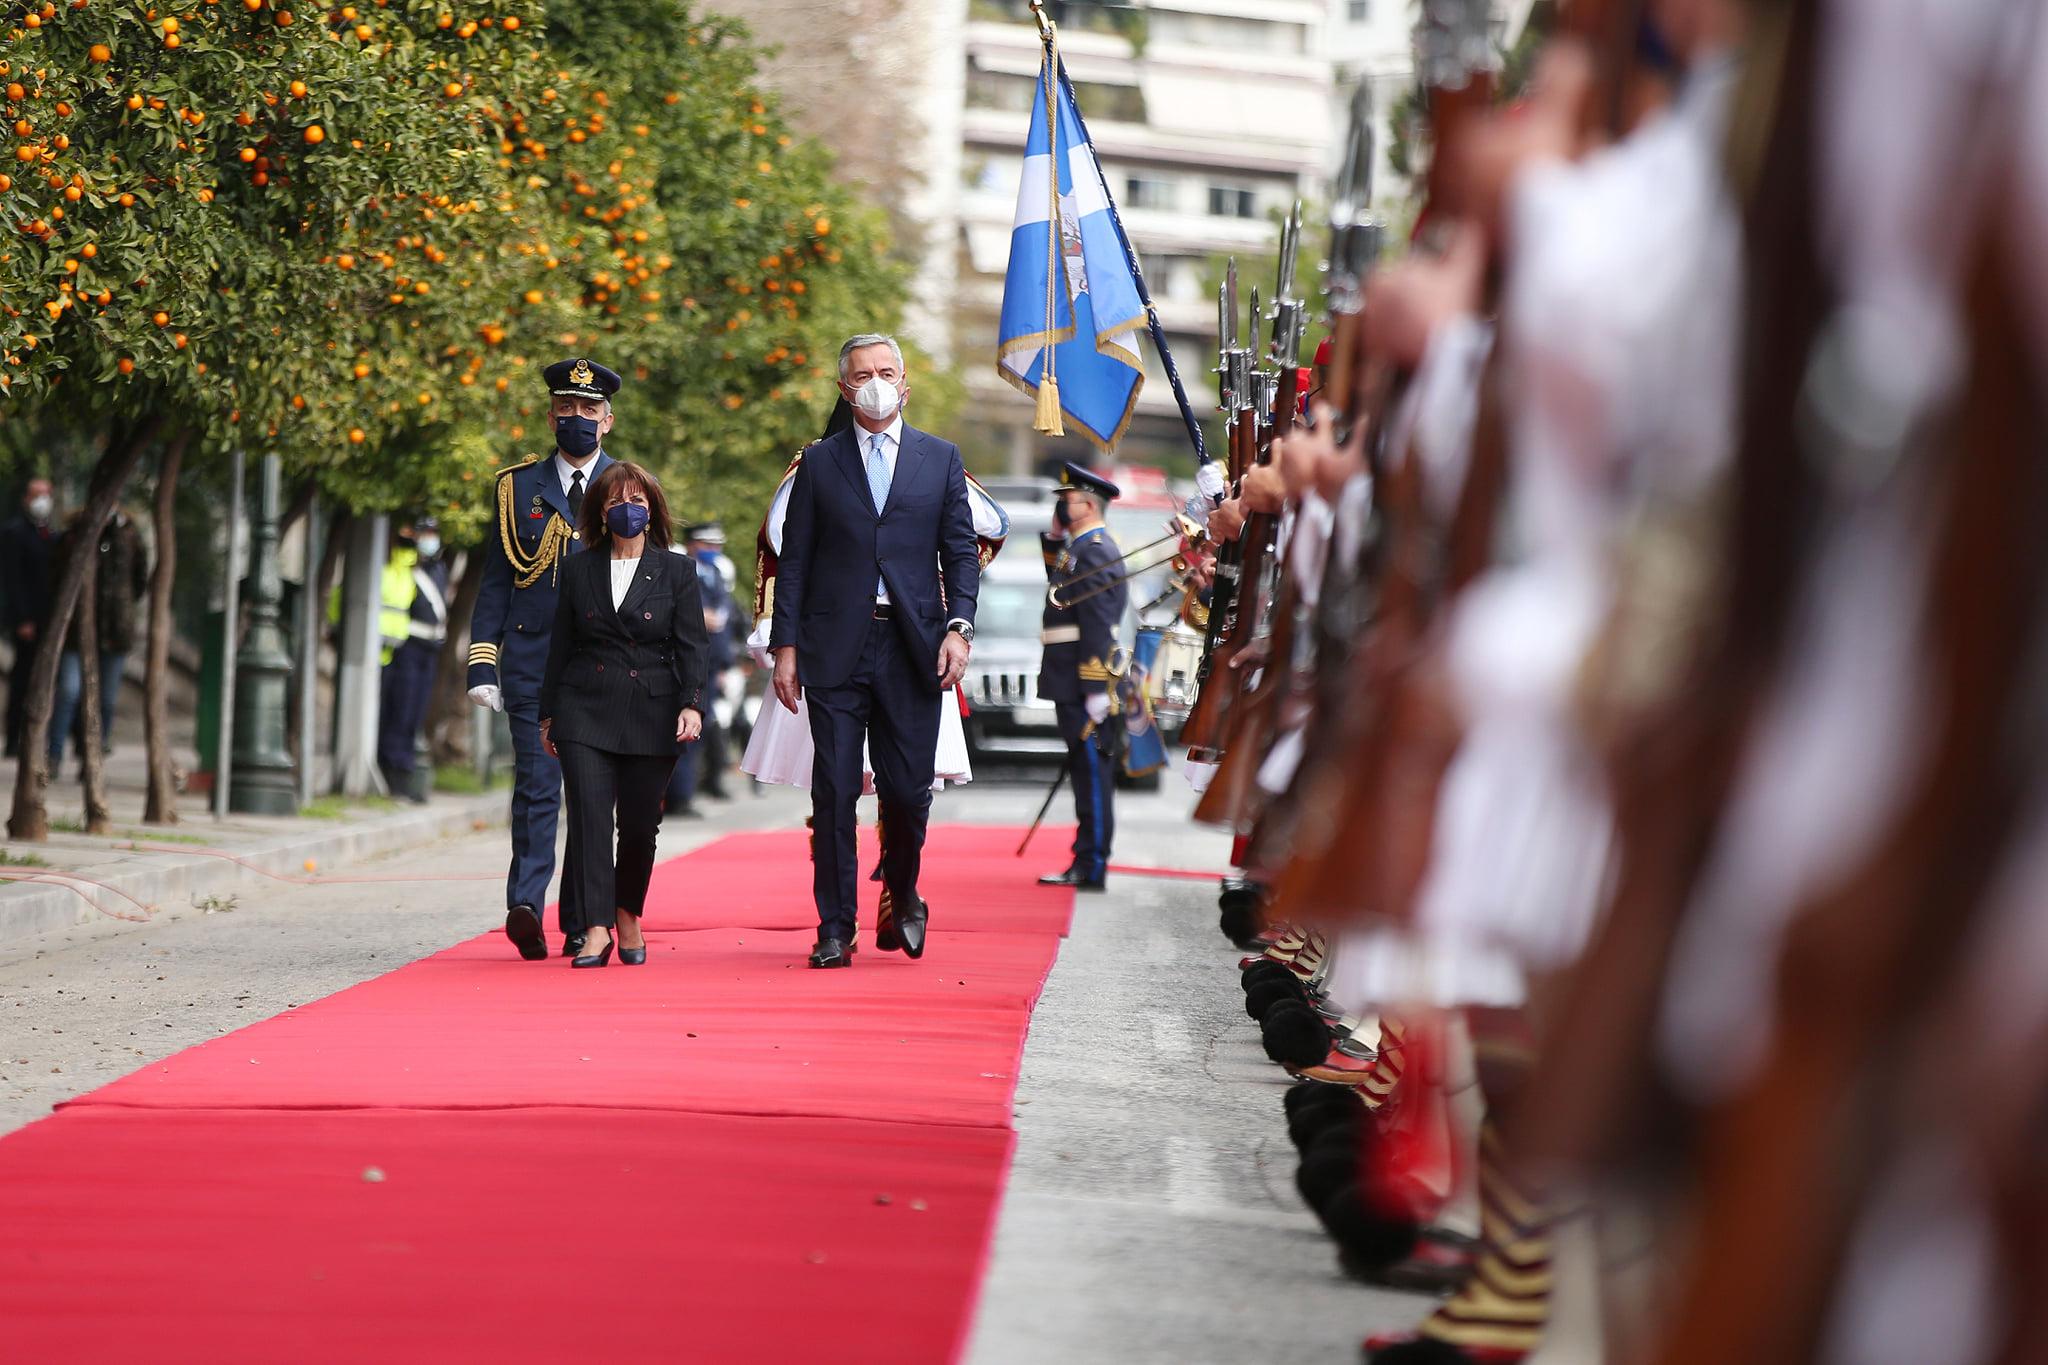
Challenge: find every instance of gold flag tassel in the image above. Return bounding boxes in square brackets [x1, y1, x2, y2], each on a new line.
[1035, 365, 1065, 436]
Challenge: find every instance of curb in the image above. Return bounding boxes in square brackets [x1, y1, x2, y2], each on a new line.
[0, 793, 510, 946]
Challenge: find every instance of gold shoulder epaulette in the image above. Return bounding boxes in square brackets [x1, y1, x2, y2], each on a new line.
[494, 454, 540, 481]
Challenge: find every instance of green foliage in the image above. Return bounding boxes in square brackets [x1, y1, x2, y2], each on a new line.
[0, 0, 910, 553]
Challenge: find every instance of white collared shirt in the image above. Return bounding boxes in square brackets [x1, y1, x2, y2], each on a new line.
[554, 450, 601, 500]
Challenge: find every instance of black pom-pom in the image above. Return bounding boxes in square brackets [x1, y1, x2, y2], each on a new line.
[1261, 1002, 1331, 1067]
[1219, 898, 1261, 947]
[1282, 1081, 1359, 1117]
[1313, 1182, 1420, 1273]
[1288, 1094, 1367, 1149]
[1245, 981, 1305, 1021]
[1240, 959, 1294, 986]
[1295, 1138, 1362, 1208]
[1362, 1338, 1476, 1364]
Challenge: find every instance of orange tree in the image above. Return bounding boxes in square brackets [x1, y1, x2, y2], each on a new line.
[0, 0, 547, 835]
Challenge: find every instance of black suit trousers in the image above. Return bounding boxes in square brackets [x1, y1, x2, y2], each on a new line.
[557, 739, 673, 933]
[804, 618, 940, 943]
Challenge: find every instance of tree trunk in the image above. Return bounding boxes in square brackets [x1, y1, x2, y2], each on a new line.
[75, 551, 111, 835]
[427, 550, 484, 765]
[8, 415, 164, 841]
[314, 508, 353, 614]
[278, 475, 316, 542]
[142, 434, 189, 824]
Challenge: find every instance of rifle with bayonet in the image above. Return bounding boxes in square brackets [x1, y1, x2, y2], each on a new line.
[1179, 262, 1258, 761]
[1193, 203, 1318, 829]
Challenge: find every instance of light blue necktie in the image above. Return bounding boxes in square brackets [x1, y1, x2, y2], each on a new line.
[865, 432, 890, 596]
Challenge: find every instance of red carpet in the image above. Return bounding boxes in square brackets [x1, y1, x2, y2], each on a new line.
[0, 825, 1074, 1363]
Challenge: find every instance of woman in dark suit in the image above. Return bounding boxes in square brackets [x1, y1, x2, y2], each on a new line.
[540, 461, 709, 967]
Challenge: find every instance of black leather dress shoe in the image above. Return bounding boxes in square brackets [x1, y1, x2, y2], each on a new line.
[560, 932, 587, 959]
[1037, 866, 1107, 892]
[896, 897, 929, 960]
[808, 937, 853, 969]
[504, 905, 548, 961]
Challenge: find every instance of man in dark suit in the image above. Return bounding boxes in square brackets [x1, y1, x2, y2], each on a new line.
[466, 358, 618, 960]
[769, 333, 981, 968]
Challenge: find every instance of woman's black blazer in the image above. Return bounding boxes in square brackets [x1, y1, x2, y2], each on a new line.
[540, 547, 709, 757]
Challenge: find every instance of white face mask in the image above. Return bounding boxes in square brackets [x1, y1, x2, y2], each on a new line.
[852, 375, 903, 423]
[26, 494, 53, 524]
[415, 535, 441, 559]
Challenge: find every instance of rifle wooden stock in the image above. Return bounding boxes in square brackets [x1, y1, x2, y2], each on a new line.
[1179, 408, 1261, 755]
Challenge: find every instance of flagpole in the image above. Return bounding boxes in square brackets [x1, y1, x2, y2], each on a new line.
[1049, 59, 1209, 466]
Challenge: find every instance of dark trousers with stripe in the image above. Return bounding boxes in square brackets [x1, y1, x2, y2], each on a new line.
[504, 690, 582, 934]
[557, 740, 672, 934]
[1056, 701, 1113, 879]
[805, 619, 940, 944]
[376, 639, 438, 776]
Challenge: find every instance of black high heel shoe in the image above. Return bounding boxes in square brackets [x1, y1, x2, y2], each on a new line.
[617, 911, 646, 966]
[571, 939, 614, 969]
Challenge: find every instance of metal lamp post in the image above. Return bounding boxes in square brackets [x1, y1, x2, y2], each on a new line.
[229, 452, 299, 814]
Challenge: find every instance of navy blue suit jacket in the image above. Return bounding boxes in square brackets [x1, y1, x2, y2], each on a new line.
[466, 451, 613, 698]
[767, 423, 979, 692]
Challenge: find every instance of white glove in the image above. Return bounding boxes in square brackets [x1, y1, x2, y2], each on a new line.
[1085, 692, 1110, 725]
[467, 684, 504, 713]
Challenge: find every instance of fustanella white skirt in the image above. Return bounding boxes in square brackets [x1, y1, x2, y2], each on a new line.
[742, 689, 971, 793]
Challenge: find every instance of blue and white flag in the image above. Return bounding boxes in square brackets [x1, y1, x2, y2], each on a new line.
[997, 57, 1147, 452]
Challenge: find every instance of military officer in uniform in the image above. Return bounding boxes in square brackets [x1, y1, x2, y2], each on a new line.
[467, 358, 620, 961]
[1037, 464, 1125, 892]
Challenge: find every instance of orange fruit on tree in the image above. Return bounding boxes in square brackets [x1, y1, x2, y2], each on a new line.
[336, 252, 354, 268]
[117, 192, 133, 206]
[289, 80, 306, 97]
[152, 310, 168, 325]
[11, 120, 28, 136]
[126, 94, 142, 110]
[3, 83, 20, 99]
[348, 428, 365, 443]
[501, 15, 518, 29]
[165, 34, 180, 48]
[117, 357, 134, 374]
[302, 123, 323, 144]
[88, 44, 110, 62]
[352, 361, 369, 377]
[291, 393, 304, 408]
[196, 187, 212, 201]
[95, 290, 109, 304]
[353, 23, 371, 40]
[13, 147, 34, 163]
[23, 13, 39, 27]
[251, 170, 267, 185]
[274, 8, 290, 23]
[244, 0, 260, 8]
[61, 184, 76, 200]
[239, 146, 256, 162]
[172, 332, 187, 348]
[443, 82, 461, 98]
[161, 16, 178, 31]
[0, 174, 10, 191]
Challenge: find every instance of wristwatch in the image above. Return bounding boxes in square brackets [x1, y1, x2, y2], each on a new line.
[947, 620, 975, 644]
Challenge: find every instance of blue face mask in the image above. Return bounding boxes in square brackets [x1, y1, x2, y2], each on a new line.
[605, 502, 651, 540]
[555, 414, 602, 458]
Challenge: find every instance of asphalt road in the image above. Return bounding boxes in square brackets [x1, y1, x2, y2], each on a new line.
[0, 773, 1434, 1363]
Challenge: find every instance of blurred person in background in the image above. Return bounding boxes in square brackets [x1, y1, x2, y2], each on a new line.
[376, 515, 449, 803]
[1, 476, 58, 758]
[47, 502, 147, 768]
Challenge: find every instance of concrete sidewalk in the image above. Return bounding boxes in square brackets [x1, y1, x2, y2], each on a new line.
[0, 744, 509, 945]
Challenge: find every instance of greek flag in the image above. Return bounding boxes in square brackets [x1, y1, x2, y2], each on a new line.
[997, 55, 1147, 452]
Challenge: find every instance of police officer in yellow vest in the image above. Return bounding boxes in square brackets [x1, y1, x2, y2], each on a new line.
[377, 516, 449, 803]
